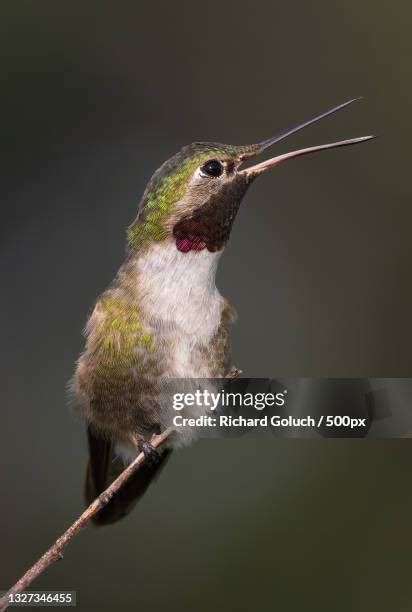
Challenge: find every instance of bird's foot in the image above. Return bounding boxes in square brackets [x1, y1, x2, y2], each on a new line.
[226, 366, 242, 379]
[137, 439, 160, 466]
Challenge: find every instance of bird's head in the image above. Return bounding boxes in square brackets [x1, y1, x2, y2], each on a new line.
[127, 99, 373, 254]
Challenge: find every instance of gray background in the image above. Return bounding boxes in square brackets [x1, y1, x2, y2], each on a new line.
[2, 1, 412, 611]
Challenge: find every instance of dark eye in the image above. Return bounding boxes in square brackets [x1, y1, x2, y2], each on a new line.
[200, 159, 223, 178]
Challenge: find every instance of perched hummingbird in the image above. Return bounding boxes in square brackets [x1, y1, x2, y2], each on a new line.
[73, 99, 373, 524]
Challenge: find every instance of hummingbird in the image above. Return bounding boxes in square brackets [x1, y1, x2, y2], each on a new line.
[72, 98, 373, 525]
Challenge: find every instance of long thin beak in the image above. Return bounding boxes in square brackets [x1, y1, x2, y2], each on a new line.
[242, 98, 374, 178]
[245, 135, 374, 176]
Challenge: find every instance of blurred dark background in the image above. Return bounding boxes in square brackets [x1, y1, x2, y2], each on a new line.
[2, 1, 412, 610]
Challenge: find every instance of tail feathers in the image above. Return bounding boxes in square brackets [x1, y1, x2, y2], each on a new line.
[85, 426, 171, 526]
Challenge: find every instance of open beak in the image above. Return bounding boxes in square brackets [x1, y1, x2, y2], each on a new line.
[241, 98, 374, 179]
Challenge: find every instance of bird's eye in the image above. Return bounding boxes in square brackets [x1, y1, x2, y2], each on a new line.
[200, 159, 224, 178]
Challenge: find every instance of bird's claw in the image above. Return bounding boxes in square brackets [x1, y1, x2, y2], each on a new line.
[226, 366, 242, 379]
[137, 440, 160, 465]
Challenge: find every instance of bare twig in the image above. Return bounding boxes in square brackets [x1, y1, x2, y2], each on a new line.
[0, 427, 174, 612]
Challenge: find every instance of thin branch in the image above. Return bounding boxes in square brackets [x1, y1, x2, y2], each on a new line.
[0, 427, 174, 612]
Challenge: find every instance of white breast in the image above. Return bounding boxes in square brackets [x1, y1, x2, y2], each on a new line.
[136, 241, 223, 375]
